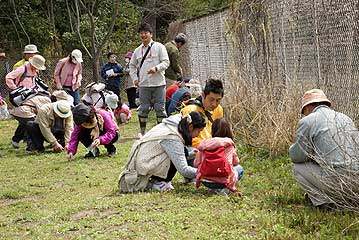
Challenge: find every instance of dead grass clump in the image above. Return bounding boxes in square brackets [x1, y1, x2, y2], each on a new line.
[225, 70, 308, 157]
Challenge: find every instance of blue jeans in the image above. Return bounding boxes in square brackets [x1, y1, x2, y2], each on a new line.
[202, 165, 244, 189]
[63, 87, 80, 106]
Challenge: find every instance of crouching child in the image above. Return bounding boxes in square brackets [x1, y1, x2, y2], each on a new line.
[194, 118, 244, 196]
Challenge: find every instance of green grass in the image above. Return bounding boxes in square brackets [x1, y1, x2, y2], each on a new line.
[0, 112, 358, 239]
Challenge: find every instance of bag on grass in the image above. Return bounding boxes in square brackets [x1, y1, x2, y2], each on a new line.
[0, 100, 10, 120]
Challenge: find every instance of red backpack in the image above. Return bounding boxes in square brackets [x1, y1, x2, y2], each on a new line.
[197, 146, 232, 180]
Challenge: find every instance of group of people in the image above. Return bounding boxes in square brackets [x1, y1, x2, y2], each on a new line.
[2, 21, 358, 205]
[3, 44, 124, 158]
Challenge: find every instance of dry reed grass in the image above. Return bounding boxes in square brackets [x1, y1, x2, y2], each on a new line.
[224, 68, 310, 157]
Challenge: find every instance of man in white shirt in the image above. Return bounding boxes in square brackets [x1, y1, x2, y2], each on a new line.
[129, 23, 170, 136]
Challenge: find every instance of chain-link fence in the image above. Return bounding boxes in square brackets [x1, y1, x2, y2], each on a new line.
[179, 1, 359, 121]
[174, 9, 233, 88]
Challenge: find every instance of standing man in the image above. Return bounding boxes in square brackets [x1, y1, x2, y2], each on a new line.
[13, 44, 39, 70]
[165, 33, 187, 87]
[53, 49, 83, 105]
[129, 23, 170, 136]
[181, 79, 224, 148]
[289, 89, 359, 209]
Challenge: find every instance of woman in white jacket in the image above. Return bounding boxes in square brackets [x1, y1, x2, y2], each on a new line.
[118, 111, 206, 193]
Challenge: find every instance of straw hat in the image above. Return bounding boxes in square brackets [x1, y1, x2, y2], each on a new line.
[301, 89, 331, 113]
[52, 90, 74, 106]
[23, 44, 39, 54]
[105, 94, 119, 109]
[71, 49, 83, 63]
[29, 55, 46, 70]
[53, 100, 72, 118]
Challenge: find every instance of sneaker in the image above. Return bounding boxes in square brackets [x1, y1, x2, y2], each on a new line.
[84, 147, 100, 158]
[183, 178, 196, 185]
[11, 140, 19, 149]
[108, 150, 116, 157]
[152, 181, 174, 192]
[209, 188, 230, 197]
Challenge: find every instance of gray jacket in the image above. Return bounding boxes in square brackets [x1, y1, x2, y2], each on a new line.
[289, 105, 359, 170]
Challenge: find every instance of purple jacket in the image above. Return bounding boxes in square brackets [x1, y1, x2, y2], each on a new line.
[67, 109, 119, 155]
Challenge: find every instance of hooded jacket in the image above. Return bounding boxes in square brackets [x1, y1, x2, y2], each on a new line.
[194, 137, 240, 191]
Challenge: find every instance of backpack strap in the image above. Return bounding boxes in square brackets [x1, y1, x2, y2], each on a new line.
[16, 65, 28, 86]
[91, 90, 106, 108]
[187, 96, 213, 123]
[137, 42, 154, 78]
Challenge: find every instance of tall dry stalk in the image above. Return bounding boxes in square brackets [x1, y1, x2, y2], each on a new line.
[224, 68, 310, 156]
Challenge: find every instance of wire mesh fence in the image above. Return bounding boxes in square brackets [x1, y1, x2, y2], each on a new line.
[179, 1, 359, 121]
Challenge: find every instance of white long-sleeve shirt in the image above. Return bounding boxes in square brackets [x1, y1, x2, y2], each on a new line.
[129, 40, 170, 87]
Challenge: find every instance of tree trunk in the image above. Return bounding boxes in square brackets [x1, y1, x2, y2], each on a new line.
[144, 0, 157, 38]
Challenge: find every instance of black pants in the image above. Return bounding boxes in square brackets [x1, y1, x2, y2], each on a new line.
[126, 87, 137, 109]
[12, 116, 34, 143]
[152, 147, 193, 182]
[78, 127, 119, 154]
[26, 121, 65, 151]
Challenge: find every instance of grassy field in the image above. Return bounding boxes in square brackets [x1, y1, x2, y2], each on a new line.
[0, 112, 358, 239]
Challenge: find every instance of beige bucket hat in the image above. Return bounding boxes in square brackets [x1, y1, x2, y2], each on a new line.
[52, 90, 74, 106]
[23, 44, 39, 54]
[54, 100, 72, 118]
[301, 89, 331, 113]
[29, 55, 46, 70]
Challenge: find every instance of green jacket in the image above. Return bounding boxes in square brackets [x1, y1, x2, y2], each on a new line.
[165, 41, 182, 80]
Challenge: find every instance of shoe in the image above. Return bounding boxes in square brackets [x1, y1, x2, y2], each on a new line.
[317, 203, 337, 211]
[84, 147, 100, 158]
[11, 140, 19, 149]
[108, 150, 116, 157]
[27, 147, 45, 153]
[152, 181, 174, 192]
[209, 188, 230, 197]
[183, 178, 196, 185]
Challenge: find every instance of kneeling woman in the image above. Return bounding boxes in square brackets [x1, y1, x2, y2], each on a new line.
[119, 111, 206, 193]
[67, 103, 119, 159]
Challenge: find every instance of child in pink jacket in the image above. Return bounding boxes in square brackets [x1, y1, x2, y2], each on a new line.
[194, 118, 244, 195]
[113, 101, 132, 125]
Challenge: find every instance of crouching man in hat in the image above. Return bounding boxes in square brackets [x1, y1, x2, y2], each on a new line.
[26, 100, 73, 153]
[289, 89, 359, 209]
